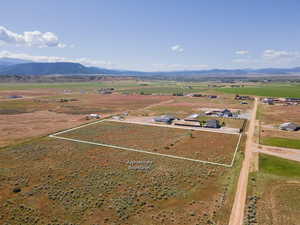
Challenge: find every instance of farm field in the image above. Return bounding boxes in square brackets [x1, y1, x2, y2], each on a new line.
[217, 84, 300, 98]
[0, 80, 146, 91]
[56, 120, 241, 165]
[0, 80, 207, 92]
[120, 86, 207, 95]
[245, 154, 300, 225]
[0, 135, 244, 225]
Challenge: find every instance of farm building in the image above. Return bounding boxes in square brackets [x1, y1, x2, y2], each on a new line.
[205, 109, 234, 118]
[112, 116, 124, 120]
[285, 98, 300, 103]
[154, 115, 177, 124]
[262, 98, 274, 105]
[205, 120, 220, 128]
[279, 122, 300, 131]
[221, 109, 233, 117]
[174, 120, 201, 127]
[99, 90, 112, 94]
[86, 114, 101, 120]
[8, 95, 23, 99]
[184, 113, 200, 121]
[205, 110, 221, 116]
[192, 94, 203, 97]
[235, 94, 253, 100]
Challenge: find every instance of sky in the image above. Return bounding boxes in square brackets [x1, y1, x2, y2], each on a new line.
[1, 0, 300, 71]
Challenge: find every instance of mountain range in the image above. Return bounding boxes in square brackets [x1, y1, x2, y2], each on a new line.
[0, 58, 300, 76]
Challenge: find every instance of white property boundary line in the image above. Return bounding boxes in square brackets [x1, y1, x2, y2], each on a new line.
[49, 119, 243, 168]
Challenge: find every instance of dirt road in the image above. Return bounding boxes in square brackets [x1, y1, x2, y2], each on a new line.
[228, 97, 258, 225]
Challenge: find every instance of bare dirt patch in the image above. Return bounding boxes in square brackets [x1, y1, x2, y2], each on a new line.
[0, 111, 84, 147]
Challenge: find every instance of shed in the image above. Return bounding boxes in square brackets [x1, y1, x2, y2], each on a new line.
[154, 115, 177, 124]
[174, 120, 200, 127]
[279, 122, 300, 131]
[86, 114, 101, 120]
[205, 119, 220, 128]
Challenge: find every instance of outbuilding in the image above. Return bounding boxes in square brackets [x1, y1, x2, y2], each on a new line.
[205, 119, 220, 128]
[86, 114, 101, 120]
[154, 115, 177, 124]
[279, 122, 300, 131]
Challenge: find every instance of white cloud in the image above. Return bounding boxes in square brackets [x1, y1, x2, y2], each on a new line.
[262, 49, 300, 60]
[171, 45, 184, 53]
[235, 50, 249, 55]
[232, 58, 252, 63]
[0, 26, 66, 48]
[0, 51, 113, 68]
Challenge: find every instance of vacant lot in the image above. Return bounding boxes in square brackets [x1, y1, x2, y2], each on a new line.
[259, 104, 300, 125]
[0, 90, 174, 147]
[0, 93, 174, 115]
[57, 120, 240, 165]
[0, 136, 244, 225]
[0, 111, 84, 147]
[245, 154, 300, 225]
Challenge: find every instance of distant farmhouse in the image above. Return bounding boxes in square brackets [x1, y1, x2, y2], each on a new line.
[262, 97, 300, 105]
[221, 109, 233, 117]
[98, 88, 114, 94]
[262, 98, 274, 105]
[279, 122, 300, 131]
[234, 94, 253, 100]
[205, 109, 234, 118]
[154, 115, 177, 124]
[8, 95, 23, 99]
[86, 114, 101, 120]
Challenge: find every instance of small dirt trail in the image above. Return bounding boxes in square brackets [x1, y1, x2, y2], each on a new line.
[228, 97, 258, 225]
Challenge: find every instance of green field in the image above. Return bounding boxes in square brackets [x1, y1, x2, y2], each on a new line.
[261, 137, 300, 150]
[217, 84, 300, 98]
[0, 81, 207, 91]
[259, 154, 300, 178]
[0, 80, 179, 91]
[121, 86, 207, 95]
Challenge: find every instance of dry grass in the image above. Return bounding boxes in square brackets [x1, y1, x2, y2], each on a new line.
[58, 120, 240, 165]
[0, 137, 240, 225]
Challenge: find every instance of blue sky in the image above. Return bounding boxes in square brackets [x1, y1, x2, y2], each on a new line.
[1, 0, 300, 71]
